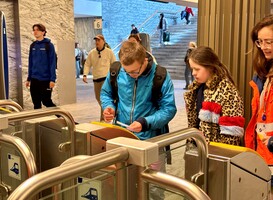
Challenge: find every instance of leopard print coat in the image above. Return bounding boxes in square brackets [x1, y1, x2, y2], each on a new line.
[184, 74, 245, 145]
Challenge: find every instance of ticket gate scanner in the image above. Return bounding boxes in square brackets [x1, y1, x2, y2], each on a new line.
[184, 142, 271, 200]
[22, 118, 138, 171]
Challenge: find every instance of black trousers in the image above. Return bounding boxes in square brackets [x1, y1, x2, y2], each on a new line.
[30, 78, 56, 109]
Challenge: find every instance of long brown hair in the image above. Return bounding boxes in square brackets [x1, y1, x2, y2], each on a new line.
[189, 46, 235, 85]
[251, 14, 273, 80]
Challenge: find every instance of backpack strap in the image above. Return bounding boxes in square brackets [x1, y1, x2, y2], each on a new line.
[45, 42, 50, 52]
[152, 65, 171, 164]
[110, 61, 121, 106]
[152, 65, 167, 108]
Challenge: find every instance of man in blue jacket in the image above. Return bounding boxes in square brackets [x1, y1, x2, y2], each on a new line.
[101, 40, 177, 140]
[101, 41, 176, 199]
[26, 23, 57, 109]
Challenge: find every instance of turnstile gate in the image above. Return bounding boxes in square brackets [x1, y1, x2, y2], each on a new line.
[185, 142, 271, 200]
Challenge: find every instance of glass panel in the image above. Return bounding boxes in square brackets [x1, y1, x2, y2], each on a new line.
[165, 140, 187, 179]
[2, 121, 23, 135]
[149, 184, 190, 200]
[39, 167, 120, 200]
[159, 140, 201, 187]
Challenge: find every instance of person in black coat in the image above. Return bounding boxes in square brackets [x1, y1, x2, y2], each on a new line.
[130, 24, 139, 34]
[184, 41, 197, 89]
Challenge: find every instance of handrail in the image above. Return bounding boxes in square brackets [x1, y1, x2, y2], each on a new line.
[147, 128, 208, 192]
[0, 133, 37, 178]
[0, 99, 23, 112]
[7, 147, 129, 200]
[2, 107, 76, 155]
[141, 169, 211, 200]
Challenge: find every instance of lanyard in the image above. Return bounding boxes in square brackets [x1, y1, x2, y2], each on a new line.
[260, 78, 272, 121]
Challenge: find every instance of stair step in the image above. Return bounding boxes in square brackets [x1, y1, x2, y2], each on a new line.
[149, 14, 197, 80]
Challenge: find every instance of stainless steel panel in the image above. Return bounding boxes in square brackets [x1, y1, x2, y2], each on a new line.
[39, 122, 70, 171]
[22, 117, 68, 172]
[230, 164, 270, 200]
[231, 151, 271, 181]
[207, 157, 229, 200]
[184, 144, 270, 200]
[184, 149, 200, 184]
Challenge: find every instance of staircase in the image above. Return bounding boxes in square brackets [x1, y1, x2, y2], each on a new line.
[150, 15, 197, 80]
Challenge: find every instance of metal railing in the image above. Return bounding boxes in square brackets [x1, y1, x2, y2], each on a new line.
[7, 128, 209, 200]
[0, 134, 37, 177]
[141, 168, 211, 200]
[0, 133, 37, 197]
[0, 99, 23, 113]
[7, 147, 129, 200]
[147, 128, 208, 192]
[2, 107, 76, 155]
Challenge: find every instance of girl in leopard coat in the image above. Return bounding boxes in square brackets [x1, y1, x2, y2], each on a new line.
[184, 46, 245, 145]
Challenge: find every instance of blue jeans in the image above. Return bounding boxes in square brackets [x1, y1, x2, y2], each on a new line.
[159, 29, 163, 44]
[76, 60, 80, 78]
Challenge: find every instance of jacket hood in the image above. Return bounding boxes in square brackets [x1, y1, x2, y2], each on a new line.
[141, 52, 154, 76]
[35, 38, 51, 44]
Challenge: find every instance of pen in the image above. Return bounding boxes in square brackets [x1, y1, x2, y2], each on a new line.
[116, 121, 129, 128]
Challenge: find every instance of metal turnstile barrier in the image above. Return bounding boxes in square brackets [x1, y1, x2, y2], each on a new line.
[7, 136, 210, 200]
[3, 107, 76, 156]
[147, 127, 208, 192]
[0, 108, 76, 199]
[141, 168, 210, 200]
[1, 109, 141, 199]
[0, 99, 23, 113]
[0, 100, 23, 135]
[0, 132, 37, 199]
[184, 142, 271, 200]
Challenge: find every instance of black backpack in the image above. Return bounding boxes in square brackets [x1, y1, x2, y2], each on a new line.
[30, 41, 58, 69]
[110, 61, 167, 108]
[109, 61, 172, 164]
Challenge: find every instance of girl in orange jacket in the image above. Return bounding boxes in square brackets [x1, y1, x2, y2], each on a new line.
[245, 14, 273, 165]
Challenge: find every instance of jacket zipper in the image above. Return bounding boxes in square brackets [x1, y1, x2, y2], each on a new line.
[130, 79, 138, 123]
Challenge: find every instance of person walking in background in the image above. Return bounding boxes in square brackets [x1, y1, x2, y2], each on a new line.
[26, 23, 57, 109]
[184, 46, 245, 145]
[101, 41, 176, 199]
[157, 13, 168, 45]
[184, 41, 197, 89]
[80, 48, 88, 74]
[181, 6, 194, 24]
[75, 42, 82, 79]
[130, 24, 139, 34]
[245, 14, 273, 165]
[83, 34, 116, 121]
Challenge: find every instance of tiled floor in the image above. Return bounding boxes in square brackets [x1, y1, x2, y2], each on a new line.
[60, 77, 189, 132]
